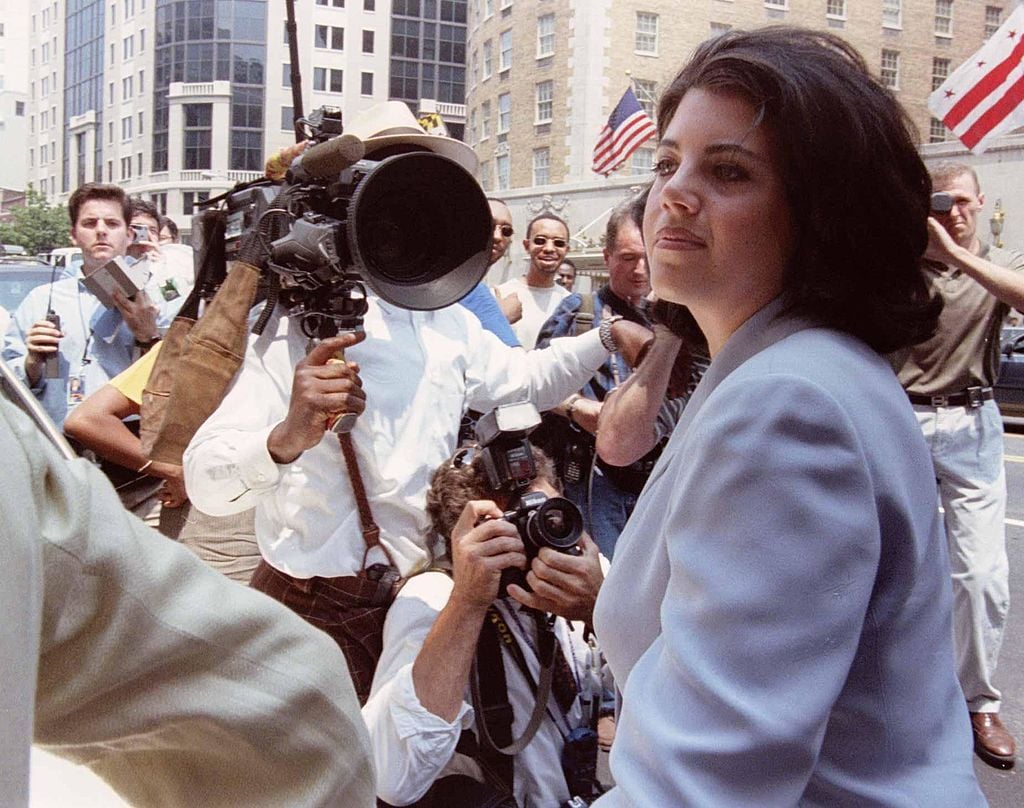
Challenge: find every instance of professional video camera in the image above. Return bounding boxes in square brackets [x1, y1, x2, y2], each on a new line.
[203, 105, 493, 346]
[474, 402, 584, 595]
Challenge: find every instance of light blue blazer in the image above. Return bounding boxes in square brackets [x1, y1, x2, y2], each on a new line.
[593, 298, 985, 807]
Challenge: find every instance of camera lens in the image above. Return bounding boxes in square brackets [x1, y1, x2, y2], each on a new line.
[526, 496, 583, 551]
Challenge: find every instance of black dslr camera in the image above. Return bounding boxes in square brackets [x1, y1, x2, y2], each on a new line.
[475, 402, 584, 595]
[931, 191, 955, 214]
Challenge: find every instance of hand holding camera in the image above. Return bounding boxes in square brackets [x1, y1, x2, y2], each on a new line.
[506, 530, 603, 622]
[24, 315, 64, 385]
[267, 333, 367, 463]
[450, 500, 527, 611]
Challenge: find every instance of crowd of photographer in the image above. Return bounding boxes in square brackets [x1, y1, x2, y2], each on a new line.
[7, 23, 1024, 808]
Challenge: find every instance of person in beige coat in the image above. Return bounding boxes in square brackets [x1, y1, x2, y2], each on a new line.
[0, 374, 375, 808]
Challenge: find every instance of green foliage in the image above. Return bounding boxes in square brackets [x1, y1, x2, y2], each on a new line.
[0, 186, 72, 255]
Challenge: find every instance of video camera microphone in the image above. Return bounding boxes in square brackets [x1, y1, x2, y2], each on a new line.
[287, 133, 365, 183]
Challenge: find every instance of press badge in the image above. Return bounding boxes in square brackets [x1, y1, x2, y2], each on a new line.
[66, 372, 87, 408]
[159, 278, 181, 301]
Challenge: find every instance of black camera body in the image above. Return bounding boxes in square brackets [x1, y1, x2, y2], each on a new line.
[200, 105, 493, 343]
[475, 403, 584, 595]
[931, 191, 955, 214]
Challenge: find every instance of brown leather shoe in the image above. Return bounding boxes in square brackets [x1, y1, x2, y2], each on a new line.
[970, 712, 1016, 769]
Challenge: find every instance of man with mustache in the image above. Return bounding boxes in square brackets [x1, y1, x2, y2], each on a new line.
[894, 162, 1024, 769]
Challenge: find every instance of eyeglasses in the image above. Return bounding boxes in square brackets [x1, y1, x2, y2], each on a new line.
[494, 224, 514, 238]
[531, 236, 568, 249]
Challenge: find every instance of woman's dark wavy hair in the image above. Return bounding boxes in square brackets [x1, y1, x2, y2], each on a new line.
[656, 26, 940, 353]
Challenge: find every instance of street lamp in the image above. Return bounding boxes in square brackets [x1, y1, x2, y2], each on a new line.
[990, 198, 1006, 249]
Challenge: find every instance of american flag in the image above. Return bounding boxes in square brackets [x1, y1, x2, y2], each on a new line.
[592, 87, 659, 176]
[929, 3, 1024, 153]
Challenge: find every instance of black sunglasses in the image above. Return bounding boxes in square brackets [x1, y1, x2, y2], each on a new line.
[494, 223, 514, 237]
[532, 235, 568, 249]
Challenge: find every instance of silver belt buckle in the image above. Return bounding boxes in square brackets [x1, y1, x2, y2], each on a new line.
[965, 386, 985, 409]
[930, 394, 949, 407]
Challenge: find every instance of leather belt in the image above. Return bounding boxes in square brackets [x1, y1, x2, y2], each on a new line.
[907, 386, 993, 409]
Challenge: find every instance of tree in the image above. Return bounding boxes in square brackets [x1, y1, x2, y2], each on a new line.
[0, 186, 71, 255]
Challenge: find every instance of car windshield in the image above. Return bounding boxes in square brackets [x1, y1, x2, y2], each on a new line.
[0, 268, 60, 313]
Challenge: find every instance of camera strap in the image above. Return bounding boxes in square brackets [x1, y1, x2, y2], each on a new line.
[335, 431, 399, 572]
[470, 607, 556, 758]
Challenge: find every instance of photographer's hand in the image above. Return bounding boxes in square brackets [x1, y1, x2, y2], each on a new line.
[450, 500, 526, 611]
[508, 532, 604, 622]
[267, 333, 367, 464]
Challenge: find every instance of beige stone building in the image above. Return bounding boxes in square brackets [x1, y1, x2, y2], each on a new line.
[467, 0, 1014, 280]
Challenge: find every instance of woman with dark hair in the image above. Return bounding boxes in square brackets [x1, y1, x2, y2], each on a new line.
[591, 27, 985, 806]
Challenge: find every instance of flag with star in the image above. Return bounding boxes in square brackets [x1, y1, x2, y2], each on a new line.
[929, 3, 1024, 153]
[592, 87, 658, 176]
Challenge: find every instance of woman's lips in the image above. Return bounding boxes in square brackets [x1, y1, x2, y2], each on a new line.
[654, 227, 706, 250]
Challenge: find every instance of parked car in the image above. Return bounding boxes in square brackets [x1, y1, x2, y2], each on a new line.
[995, 326, 1024, 421]
[0, 260, 69, 336]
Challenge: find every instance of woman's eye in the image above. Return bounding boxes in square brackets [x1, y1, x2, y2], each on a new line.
[652, 158, 677, 177]
[713, 162, 748, 182]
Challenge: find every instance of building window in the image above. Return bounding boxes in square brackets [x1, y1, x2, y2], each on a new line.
[365, 0, 375, 9]
[484, 0, 494, 19]
[315, 25, 328, 48]
[633, 79, 657, 118]
[316, 0, 345, 6]
[499, 29, 512, 71]
[138, 110, 144, 134]
[985, 6, 1003, 38]
[15, 100, 24, 116]
[532, 148, 549, 186]
[121, 115, 132, 141]
[496, 153, 510, 190]
[498, 92, 511, 133]
[361, 71, 373, 95]
[929, 117, 949, 143]
[122, 76, 133, 100]
[932, 57, 950, 91]
[139, 28, 145, 52]
[880, 49, 900, 89]
[635, 12, 658, 54]
[935, 0, 953, 37]
[152, 193, 167, 216]
[281, 106, 293, 131]
[138, 69, 144, 93]
[826, 0, 846, 19]
[537, 14, 555, 57]
[314, 67, 327, 91]
[630, 146, 654, 176]
[882, 0, 901, 28]
[535, 80, 553, 123]
[182, 191, 210, 216]
[120, 155, 132, 180]
[316, 25, 344, 49]
[764, 0, 788, 8]
[123, 34, 133, 59]
[282, 63, 292, 87]
[183, 103, 212, 170]
[362, 30, 375, 54]
[469, 107, 478, 142]
[483, 39, 493, 79]
[332, 27, 345, 50]
[481, 100, 491, 139]
[330, 69, 344, 92]
[479, 159, 491, 191]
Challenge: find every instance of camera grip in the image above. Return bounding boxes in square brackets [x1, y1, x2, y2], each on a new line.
[45, 311, 61, 379]
[325, 350, 358, 434]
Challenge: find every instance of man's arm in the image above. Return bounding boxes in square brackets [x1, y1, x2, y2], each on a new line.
[927, 217, 1024, 310]
[596, 325, 682, 466]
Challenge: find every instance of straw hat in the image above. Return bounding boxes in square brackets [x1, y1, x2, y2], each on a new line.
[343, 101, 478, 174]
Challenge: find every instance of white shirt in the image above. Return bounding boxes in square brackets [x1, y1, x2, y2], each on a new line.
[363, 571, 598, 807]
[496, 277, 570, 350]
[184, 298, 609, 579]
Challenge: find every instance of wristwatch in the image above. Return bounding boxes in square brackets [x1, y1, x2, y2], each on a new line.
[599, 315, 624, 352]
[565, 393, 582, 424]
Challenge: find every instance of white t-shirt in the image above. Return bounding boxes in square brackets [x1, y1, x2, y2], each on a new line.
[496, 277, 570, 350]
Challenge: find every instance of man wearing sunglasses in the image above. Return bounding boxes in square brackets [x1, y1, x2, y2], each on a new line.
[458, 198, 521, 348]
[495, 213, 572, 349]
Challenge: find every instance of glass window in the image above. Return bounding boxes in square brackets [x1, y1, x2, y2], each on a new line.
[826, 0, 846, 18]
[121, 115, 132, 140]
[315, 25, 328, 48]
[332, 27, 345, 50]
[932, 57, 950, 91]
[535, 80, 553, 123]
[330, 68, 344, 93]
[635, 12, 658, 54]
[532, 148, 549, 186]
[481, 99, 491, 139]
[881, 0, 901, 27]
[633, 79, 657, 118]
[537, 13, 554, 57]
[314, 67, 327, 91]
[365, 0, 376, 9]
[935, 0, 953, 36]
[880, 49, 899, 89]
[362, 30, 374, 53]
[499, 29, 512, 71]
[985, 6, 1003, 38]
[483, 39, 493, 78]
[282, 63, 291, 87]
[630, 146, 654, 176]
[183, 191, 210, 215]
[498, 92, 511, 133]
[183, 103, 212, 170]
[496, 153, 509, 190]
[361, 71, 373, 95]
[281, 105, 293, 131]
[929, 117, 949, 143]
